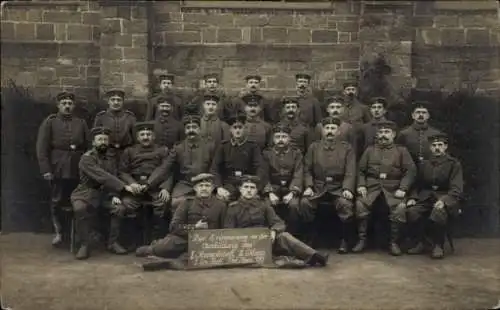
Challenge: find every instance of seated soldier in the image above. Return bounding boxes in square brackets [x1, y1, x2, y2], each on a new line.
[406, 133, 463, 259]
[119, 122, 171, 242]
[354, 121, 416, 255]
[71, 127, 137, 260]
[135, 173, 226, 258]
[224, 175, 329, 267]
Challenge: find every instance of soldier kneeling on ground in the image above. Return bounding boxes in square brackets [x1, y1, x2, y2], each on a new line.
[224, 175, 329, 268]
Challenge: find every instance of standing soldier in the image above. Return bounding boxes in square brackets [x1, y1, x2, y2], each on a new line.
[188, 73, 229, 120]
[36, 91, 90, 246]
[159, 115, 217, 213]
[199, 94, 231, 148]
[294, 73, 323, 128]
[397, 101, 443, 165]
[360, 97, 389, 151]
[261, 123, 304, 238]
[342, 81, 371, 126]
[242, 93, 272, 150]
[146, 71, 183, 121]
[231, 74, 274, 123]
[93, 89, 136, 171]
[210, 114, 262, 202]
[301, 117, 356, 253]
[354, 121, 416, 255]
[151, 95, 184, 149]
[71, 127, 137, 260]
[406, 133, 463, 259]
[119, 122, 171, 242]
[278, 96, 312, 154]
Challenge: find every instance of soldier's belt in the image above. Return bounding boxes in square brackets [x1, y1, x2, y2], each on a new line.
[426, 186, 447, 191]
[52, 145, 84, 151]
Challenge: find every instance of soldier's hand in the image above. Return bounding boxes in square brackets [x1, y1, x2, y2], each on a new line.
[434, 200, 445, 209]
[270, 230, 276, 242]
[43, 172, 54, 181]
[269, 193, 280, 205]
[283, 192, 294, 204]
[216, 187, 230, 201]
[342, 190, 353, 200]
[124, 185, 134, 193]
[303, 187, 314, 197]
[111, 196, 122, 206]
[129, 183, 143, 195]
[357, 187, 367, 198]
[395, 189, 406, 199]
[159, 189, 170, 203]
[406, 199, 416, 206]
[194, 219, 208, 229]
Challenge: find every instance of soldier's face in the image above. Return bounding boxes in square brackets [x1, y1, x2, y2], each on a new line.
[205, 78, 218, 90]
[160, 79, 173, 91]
[230, 123, 245, 139]
[240, 182, 258, 199]
[185, 123, 200, 139]
[377, 128, 396, 144]
[93, 134, 109, 152]
[322, 124, 339, 140]
[108, 95, 123, 111]
[284, 103, 298, 119]
[344, 86, 357, 98]
[137, 130, 154, 146]
[296, 78, 309, 91]
[158, 102, 172, 116]
[430, 141, 447, 156]
[326, 102, 344, 117]
[203, 100, 218, 115]
[412, 108, 430, 123]
[58, 99, 75, 115]
[273, 132, 290, 147]
[244, 103, 261, 117]
[246, 79, 260, 91]
[194, 181, 214, 198]
[370, 103, 386, 119]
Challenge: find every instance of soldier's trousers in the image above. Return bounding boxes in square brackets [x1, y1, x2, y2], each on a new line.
[273, 232, 316, 261]
[151, 234, 187, 258]
[122, 192, 169, 241]
[265, 197, 303, 235]
[50, 179, 79, 234]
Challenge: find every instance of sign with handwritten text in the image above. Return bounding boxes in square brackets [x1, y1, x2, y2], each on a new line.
[187, 228, 273, 269]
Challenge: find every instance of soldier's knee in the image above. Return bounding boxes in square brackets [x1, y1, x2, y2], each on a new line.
[406, 205, 424, 223]
[72, 200, 89, 218]
[390, 203, 407, 223]
[299, 197, 313, 209]
[429, 208, 448, 225]
[288, 198, 300, 210]
[355, 201, 370, 219]
[171, 197, 186, 213]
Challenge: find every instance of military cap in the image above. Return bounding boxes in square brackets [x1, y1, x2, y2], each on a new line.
[376, 120, 397, 131]
[412, 100, 431, 111]
[242, 93, 263, 106]
[240, 175, 260, 186]
[135, 121, 155, 132]
[295, 73, 312, 81]
[203, 73, 219, 81]
[272, 123, 292, 134]
[191, 173, 215, 184]
[428, 133, 448, 144]
[226, 113, 247, 126]
[182, 115, 201, 127]
[90, 126, 111, 137]
[56, 91, 76, 102]
[321, 117, 342, 127]
[281, 96, 299, 105]
[156, 95, 174, 105]
[371, 97, 388, 107]
[244, 74, 262, 82]
[343, 81, 358, 89]
[153, 69, 175, 82]
[105, 89, 125, 99]
[203, 94, 220, 102]
[325, 95, 345, 105]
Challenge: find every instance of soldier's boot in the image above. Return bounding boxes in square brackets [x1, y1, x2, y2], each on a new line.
[430, 223, 445, 259]
[50, 208, 63, 247]
[107, 217, 127, 255]
[75, 218, 91, 260]
[407, 218, 425, 254]
[136, 245, 154, 257]
[352, 218, 368, 253]
[151, 214, 167, 242]
[389, 222, 403, 256]
[337, 221, 351, 254]
[306, 251, 330, 267]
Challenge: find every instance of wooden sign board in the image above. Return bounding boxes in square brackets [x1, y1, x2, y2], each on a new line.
[187, 228, 273, 269]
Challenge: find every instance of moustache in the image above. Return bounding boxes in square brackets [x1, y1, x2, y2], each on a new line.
[326, 133, 334, 136]
[379, 137, 389, 141]
[298, 85, 306, 89]
[347, 92, 355, 97]
[187, 131, 196, 135]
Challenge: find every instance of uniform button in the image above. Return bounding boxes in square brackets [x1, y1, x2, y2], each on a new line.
[70, 145, 76, 150]
[115, 144, 120, 148]
[418, 156, 424, 161]
[432, 185, 438, 190]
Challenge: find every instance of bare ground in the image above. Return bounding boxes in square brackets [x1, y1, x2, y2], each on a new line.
[1, 233, 499, 310]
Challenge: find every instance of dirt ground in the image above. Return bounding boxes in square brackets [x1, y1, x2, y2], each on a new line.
[1, 233, 499, 310]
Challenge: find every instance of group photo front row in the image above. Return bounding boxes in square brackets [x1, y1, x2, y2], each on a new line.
[36, 74, 463, 270]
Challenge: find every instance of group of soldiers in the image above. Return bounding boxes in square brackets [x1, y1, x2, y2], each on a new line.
[36, 71, 463, 267]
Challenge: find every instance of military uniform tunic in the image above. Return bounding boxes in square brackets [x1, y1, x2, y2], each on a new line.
[280, 119, 312, 154]
[146, 92, 183, 121]
[397, 123, 443, 164]
[296, 93, 323, 128]
[188, 89, 229, 120]
[153, 116, 184, 149]
[231, 90, 275, 123]
[343, 99, 371, 126]
[245, 117, 272, 150]
[360, 117, 387, 150]
[262, 146, 303, 196]
[200, 114, 230, 148]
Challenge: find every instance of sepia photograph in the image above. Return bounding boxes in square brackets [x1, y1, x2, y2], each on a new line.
[1, 0, 499, 309]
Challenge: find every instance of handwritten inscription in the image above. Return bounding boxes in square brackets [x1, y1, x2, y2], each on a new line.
[187, 228, 273, 269]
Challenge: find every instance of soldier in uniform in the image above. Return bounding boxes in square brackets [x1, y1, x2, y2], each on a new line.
[151, 95, 184, 149]
[242, 93, 273, 150]
[342, 81, 371, 126]
[261, 123, 304, 238]
[159, 115, 217, 212]
[294, 73, 323, 128]
[360, 97, 389, 151]
[199, 94, 231, 147]
[278, 96, 312, 154]
[119, 122, 171, 242]
[36, 91, 90, 246]
[354, 121, 416, 255]
[231, 75, 275, 123]
[397, 101, 443, 165]
[224, 175, 329, 267]
[71, 127, 137, 259]
[301, 117, 356, 253]
[135, 173, 226, 258]
[406, 133, 463, 259]
[146, 71, 183, 121]
[93, 89, 136, 170]
[210, 114, 262, 202]
[188, 73, 229, 120]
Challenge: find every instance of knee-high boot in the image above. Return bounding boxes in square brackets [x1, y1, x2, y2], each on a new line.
[75, 217, 91, 260]
[352, 218, 368, 253]
[430, 222, 445, 259]
[107, 216, 127, 254]
[389, 222, 403, 256]
[337, 220, 351, 254]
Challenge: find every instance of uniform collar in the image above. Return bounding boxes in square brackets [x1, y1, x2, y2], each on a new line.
[376, 143, 395, 150]
[138, 143, 155, 150]
[230, 137, 247, 146]
[203, 114, 218, 121]
[186, 137, 200, 148]
[273, 145, 291, 154]
[296, 88, 310, 97]
[57, 112, 73, 120]
[321, 139, 338, 150]
[430, 154, 449, 164]
[412, 122, 429, 131]
[246, 116, 261, 123]
[370, 116, 387, 125]
[157, 114, 173, 123]
[107, 109, 124, 116]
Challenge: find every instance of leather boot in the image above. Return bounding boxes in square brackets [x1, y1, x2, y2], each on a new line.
[107, 217, 127, 254]
[136, 245, 154, 257]
[306, 251, 329, 267]
[337, 221, 350, 254]
[75, 217, 91, 260]
[151, 214, 167, 242]
[50, 208, 63, 247]
[430, 222, 445, 259]
[407, 217, 425, 254]
[352, 218, 368, 253]
[389, 222, 402, 256]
